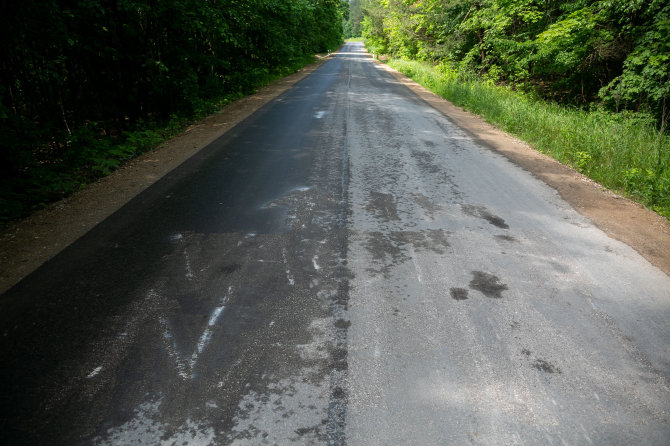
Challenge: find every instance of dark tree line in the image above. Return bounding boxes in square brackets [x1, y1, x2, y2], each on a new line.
[0, 0, 344, 222]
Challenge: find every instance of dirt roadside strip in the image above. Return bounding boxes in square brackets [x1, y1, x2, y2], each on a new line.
[1, 52, 669, 295]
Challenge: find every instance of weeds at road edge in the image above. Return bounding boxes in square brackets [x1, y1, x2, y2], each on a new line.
[388, 58, 670, 219]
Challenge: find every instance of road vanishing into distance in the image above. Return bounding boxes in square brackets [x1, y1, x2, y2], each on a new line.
[1, 42, 669, 445]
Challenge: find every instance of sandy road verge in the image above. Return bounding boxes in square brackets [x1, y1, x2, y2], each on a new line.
[0, 57, 330, 295]
[377, 60, 670, 276]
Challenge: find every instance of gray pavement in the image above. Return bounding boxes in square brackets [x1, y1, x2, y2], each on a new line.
[342, 43, 670, 445]
[0, 42, 668, 445]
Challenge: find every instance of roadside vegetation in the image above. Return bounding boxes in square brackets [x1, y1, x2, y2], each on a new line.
[389, 59, 670, 217]
[0, 0, 346, 224]
[354, 0, 669, 218]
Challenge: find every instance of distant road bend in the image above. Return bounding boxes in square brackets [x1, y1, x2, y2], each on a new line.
[1, 42, 669, 445]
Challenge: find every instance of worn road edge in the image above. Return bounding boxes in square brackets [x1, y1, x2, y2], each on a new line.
[376, 60, 670, 277]
[0, 56, 331, 295]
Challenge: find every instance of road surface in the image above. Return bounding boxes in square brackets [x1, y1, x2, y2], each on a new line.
[1, 42, 669, 445]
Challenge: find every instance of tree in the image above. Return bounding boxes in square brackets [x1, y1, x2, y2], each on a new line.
[359, 0, 669, 125]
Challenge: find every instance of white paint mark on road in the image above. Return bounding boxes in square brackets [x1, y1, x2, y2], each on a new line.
[184, 251, 194, 279]
[411, 248, 423, 283]
[315, 111, 326, 119]
[587, 297, 598, 310]
[190, 305, 226, 373]
[282, 248, 295, 285]
[168, 234, 195, 279]
[160, 290, 232, 380]
[86, 366, 103, 379]
[579, 423, 594, 444]
[312, 255, 321, 271]
[160, 317, 190, 380]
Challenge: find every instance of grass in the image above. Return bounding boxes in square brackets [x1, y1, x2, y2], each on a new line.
[388, 58, 670, 219]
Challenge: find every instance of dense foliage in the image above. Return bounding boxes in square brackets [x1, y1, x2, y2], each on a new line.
[0, 0, 344, 223]
[360, 0, 669, 127]
[344, 0, 364, 37]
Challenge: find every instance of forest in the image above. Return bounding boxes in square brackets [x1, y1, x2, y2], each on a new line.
[356, 0, 668, 124]
[0, 0, 345, 223]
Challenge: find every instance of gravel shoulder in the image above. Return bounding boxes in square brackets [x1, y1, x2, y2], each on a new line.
[1, 53, 669, 295]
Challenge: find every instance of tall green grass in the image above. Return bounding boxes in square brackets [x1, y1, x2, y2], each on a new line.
[389, 58, 670, 219]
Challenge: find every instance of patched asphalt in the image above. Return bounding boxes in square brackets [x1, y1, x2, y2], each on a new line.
[1, 42, 669, 445]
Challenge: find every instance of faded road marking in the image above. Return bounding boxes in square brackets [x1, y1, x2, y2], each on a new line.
[159, 289, 232, 380]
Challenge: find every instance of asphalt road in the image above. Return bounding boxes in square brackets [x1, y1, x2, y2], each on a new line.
[1, 42, 669, 445]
